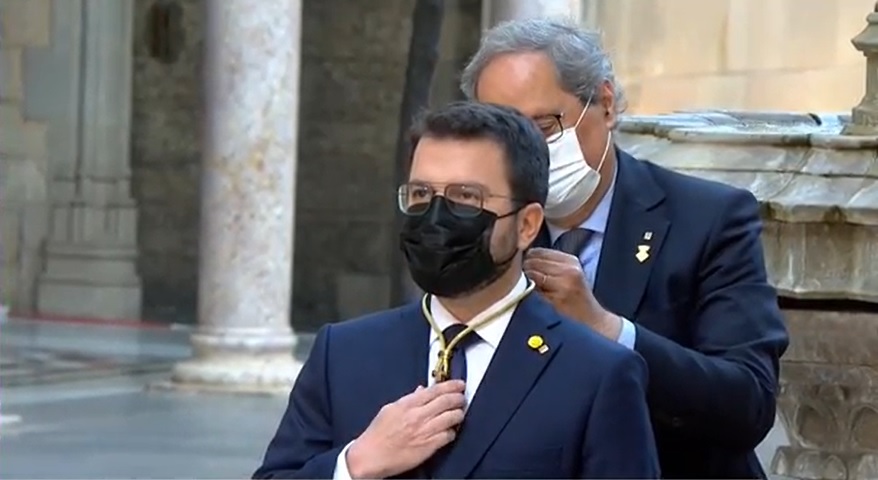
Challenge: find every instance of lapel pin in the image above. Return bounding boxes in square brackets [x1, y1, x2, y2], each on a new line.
[527, 335, 545, 351]
[643, 231, 653, 241]
[527, 335, 544, 349]
[528, 335, 550, 355]
[635, 245, 651, 263]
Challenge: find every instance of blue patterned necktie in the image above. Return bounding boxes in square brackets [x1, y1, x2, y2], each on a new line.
[552, 227, 593, 256]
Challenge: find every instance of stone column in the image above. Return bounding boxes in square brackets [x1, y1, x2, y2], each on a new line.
[842, 1, 878, 136]
[481, 0, 584, 30]
[169, 0, 302, 393]
[35, 0, 142, 320]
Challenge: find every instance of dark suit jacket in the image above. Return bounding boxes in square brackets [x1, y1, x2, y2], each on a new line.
[533, 149, 789, 479]
[254, 293, 660, 479]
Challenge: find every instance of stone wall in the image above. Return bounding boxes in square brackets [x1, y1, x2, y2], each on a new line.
[131, 0, 203, 322]
[0, 0, 52, 311]
[591, 0, 875, 113]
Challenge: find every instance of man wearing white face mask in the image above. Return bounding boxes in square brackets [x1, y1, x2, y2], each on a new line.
[541, 94, 610, 220]
[460, 18, 789, 480]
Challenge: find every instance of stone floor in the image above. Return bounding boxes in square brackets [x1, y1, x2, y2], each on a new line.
[0, 319, 192, 385]
[0, 318, 789, 478]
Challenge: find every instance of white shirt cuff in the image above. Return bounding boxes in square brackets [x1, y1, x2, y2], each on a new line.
[332, 441, 355, 480]
[617, 317, 637, 350]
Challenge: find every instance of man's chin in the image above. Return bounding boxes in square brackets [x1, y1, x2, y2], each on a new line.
[544, 207, 587, 229]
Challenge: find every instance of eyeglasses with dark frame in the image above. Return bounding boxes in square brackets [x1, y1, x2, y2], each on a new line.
[397, 182, 519, 218]
[534, 113, 566, 143]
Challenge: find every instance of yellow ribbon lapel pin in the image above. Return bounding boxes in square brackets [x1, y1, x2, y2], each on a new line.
[527, 335, 549, 354]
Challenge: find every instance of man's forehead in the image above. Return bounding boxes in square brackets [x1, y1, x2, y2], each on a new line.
[475, 51, 563, 117]
[409, 137, 508, 188]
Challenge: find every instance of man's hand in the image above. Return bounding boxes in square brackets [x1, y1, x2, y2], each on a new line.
[523, 247, 622, 340]
[346, 380, 466, 479]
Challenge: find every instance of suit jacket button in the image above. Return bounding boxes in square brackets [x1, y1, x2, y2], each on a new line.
[671, 417, 684, 427]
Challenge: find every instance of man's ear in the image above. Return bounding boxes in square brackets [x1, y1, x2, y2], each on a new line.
[599, 81, 616, 128]
[517, 203, 545, 250]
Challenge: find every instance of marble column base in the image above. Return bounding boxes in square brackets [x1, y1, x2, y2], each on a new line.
[162, 327, 302, 395]
[165, 354, 302, 395]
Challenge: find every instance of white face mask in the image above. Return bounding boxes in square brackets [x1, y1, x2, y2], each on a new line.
[544, 98, 612, 220]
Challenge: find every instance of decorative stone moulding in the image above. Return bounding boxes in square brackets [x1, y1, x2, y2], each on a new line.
[618, 111, 877, 303]
[616, 111, 878, 480]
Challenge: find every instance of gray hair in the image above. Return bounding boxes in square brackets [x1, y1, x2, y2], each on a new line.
[460, 18, 627, 117]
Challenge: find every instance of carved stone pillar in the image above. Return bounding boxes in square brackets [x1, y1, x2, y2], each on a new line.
[35, 0, 141, 320]
[169, 0, 302, 393]
[843, 2, 878, 136]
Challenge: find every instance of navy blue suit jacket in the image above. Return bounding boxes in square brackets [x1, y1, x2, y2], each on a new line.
[254, 293, 660, 479]
[532, 149, 789, 478]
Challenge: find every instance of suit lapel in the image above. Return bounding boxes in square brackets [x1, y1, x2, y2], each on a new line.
[379, 305, 432, 480]
[432, 293, 562, 479]
[387, 303, 431, 397]
[593, 149, 669, 319]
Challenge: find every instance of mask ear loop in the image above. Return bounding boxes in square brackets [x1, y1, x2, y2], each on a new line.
[572, 96, 592, 129]
[595, 129, 612, 174]
[572, 95, 612, 174]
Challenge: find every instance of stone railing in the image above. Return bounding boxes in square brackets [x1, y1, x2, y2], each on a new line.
[616, 110, 878, 480]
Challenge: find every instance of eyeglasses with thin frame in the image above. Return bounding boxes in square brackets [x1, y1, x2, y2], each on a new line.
[534, 113, 566, 144]
[397, 182, 519, 218]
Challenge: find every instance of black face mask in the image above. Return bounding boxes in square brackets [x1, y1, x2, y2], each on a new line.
[399, 197, 518, 298]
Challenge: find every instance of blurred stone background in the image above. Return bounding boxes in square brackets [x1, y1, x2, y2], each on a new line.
[2, 0, 873, 330]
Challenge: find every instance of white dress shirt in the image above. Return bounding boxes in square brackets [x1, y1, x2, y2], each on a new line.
[332, 274, 529, 480]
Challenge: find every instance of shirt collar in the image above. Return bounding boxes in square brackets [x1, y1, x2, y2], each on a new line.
[429, 273, 528, 349]
[546, 163, 618, 243]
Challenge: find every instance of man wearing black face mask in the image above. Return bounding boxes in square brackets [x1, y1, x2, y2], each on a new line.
[254, 102, 660, 480]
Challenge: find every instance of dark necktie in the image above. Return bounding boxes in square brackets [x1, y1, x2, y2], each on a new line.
[440, 324, 481, 383]
[552, 227, 593, 256]
[423, 324, 481, 478]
